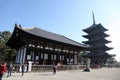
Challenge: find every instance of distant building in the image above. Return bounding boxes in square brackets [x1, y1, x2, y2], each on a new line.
[82, 12, 114, 64]
[6, 24, 88, 65]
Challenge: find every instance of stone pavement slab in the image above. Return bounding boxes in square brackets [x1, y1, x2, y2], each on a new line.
[3, 68, 120, 80]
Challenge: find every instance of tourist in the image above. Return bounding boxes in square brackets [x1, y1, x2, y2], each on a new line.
[3, 63, 7, 77]
[52, 64, 57, 74]
[0, 63, 4, 80]
[21, 64, 25, 76]
[7, 62, 13, 77]
[0, 62, 7, 78]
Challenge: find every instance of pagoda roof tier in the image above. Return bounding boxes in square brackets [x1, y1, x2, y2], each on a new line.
[83, 38, 111, 45]
[6, 24, 88, 49]
[82, 31, 109, 39]
[83, 52, 113, 58]
[83, 23, 108, 33]
[89, 44, 113, 51]
[82, 36, 111, 44]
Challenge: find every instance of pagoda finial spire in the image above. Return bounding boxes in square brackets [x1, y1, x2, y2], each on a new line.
[92, 11, 95, 24]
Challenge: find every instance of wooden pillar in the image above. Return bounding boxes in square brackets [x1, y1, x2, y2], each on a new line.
[24, 45, 28, 64]
[19, 48, 23, 64]
[68, 49, 71, 64]
[22, 46, 26, 64]
[37, 51, 40, 65]
[71, 51, 74, 65]
[42, 44, 45, 65]
[48, 52, 51, 65]
[73, 50, 75, 65]
[77, 52, 79, 65]
[61, 47, 63, 64]
[15, 48, 20, 63]
[61, 47, 63, 65]
[21, 47, 24, 64]
[57, 51, 60, 63]
[39, 43, 42, 65]
[52, 45, 55, 64]
[64, 48, 67, 65]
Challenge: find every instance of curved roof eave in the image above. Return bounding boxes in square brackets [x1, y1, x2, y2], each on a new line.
[83, 23, 108, 33]
[6, 25, 88, 49]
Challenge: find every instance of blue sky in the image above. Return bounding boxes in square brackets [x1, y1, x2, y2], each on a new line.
[0, 0, 120, 61]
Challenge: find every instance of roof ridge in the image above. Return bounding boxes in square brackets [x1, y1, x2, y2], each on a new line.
[33, 27, 64, 36]
[23, 27, 36, 30]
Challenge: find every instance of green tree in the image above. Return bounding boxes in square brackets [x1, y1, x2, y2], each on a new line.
[78, 50, 89, 65]
[0, 31, 16, 62]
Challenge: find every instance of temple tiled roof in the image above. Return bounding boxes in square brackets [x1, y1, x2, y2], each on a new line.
[23, 27, 86, 47]
[6, 25, 88, 48]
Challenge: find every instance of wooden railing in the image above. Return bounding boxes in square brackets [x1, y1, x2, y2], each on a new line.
[31, 65, 85, 72]
[13, 64, 120, 72]
[13, 64, 85, 72]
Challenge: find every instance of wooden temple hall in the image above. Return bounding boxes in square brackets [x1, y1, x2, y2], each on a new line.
[6, 24, 88, 65]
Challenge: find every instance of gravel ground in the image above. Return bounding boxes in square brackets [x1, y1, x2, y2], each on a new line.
[2, 68, 120, 80]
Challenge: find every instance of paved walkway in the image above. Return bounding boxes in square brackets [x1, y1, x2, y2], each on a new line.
[3, 68, 120, 80]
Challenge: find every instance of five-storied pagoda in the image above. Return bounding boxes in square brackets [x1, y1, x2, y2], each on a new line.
[82, 12, 114, 65]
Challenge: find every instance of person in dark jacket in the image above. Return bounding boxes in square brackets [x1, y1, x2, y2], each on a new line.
[7, 62, 13, 77]
[21, 64, 25, 76]
[52, 65, 57, 74]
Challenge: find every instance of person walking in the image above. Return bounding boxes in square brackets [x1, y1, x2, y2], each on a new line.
[3, 63, 7, 77]
[7, 62, 13, 77]
[21, 64, 25, 76]
[52, 65, 57, 74]
[0, 63, 3, 80]
[0, 63, 4, 80]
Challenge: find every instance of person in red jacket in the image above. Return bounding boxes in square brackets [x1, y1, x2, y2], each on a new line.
[0, 63, 4, 80]
[3, 63, 7, 76]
